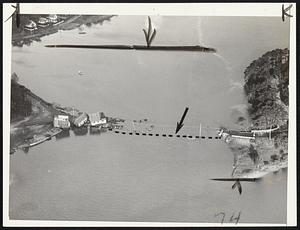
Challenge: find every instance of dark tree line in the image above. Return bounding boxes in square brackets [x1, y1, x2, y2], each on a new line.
[11, 14, 42, 34]
[11, 73, 32, 120]
[243, 49, 289, 124]
[279, 60, 289, 106]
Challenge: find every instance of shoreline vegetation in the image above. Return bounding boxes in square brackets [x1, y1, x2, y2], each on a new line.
[12, 14, 115, 47]
[224, 48, 289, 178]
[10, 75, 124, 154]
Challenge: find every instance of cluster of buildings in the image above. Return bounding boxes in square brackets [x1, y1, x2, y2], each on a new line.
[53, 112, 107, 129]
[24, 15, 64, 31]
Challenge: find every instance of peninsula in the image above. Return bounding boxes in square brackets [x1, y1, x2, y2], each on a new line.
[221, 48, 289, 178]
[10, 73, 123, 154]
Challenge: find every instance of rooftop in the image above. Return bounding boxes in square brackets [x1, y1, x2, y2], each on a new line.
[89, 112, 106, 122]
[74, 113, 88, 123]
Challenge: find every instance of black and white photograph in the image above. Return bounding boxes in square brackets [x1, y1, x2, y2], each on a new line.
[3, 3, 297, 227]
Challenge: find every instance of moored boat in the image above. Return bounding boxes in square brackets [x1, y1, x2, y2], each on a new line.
[28, 135, 49, 147]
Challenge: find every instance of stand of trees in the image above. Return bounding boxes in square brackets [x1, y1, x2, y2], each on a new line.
[11, 73, 32, 120]
[243, 49, 289, 128]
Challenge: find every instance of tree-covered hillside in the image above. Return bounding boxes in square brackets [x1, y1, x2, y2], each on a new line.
[11, 73, 32, 120]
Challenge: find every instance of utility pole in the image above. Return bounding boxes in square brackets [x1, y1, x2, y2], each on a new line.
[132, 121, 136, 132]
[199, 123, 202, 137]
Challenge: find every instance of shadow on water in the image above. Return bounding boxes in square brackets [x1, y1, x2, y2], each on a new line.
[89, 126, 102, 135]
[72, 126, 88, 136]
[22, 147, 30, 154]
[55, 129, 71, 140]
[22, 147, 29, 154]
[12, 147, 29, 155]
[281, 167, 287, 172]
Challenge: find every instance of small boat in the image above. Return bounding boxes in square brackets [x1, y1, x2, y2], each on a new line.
[78, 31, 86, 34]
[78, 70, 84, 76]
[28, 135, 49, 147]
[46, 127, 63, 137]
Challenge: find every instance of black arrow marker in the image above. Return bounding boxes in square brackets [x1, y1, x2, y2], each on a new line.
[175, 107, 189, 134]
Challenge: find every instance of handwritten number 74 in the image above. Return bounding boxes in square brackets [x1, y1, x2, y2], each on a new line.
[214, 212, 225, 224]
[230, 211, 241, 224]
[215, 211, 241, 224]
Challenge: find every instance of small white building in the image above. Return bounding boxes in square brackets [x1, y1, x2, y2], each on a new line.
[88, 112, 107, 127]
[38, 17, 50, 27]
[48, 14, 58, 23]
[74, 113, 88, 127]
[53, 115, 70, 129]
[24, 20, 37, 31]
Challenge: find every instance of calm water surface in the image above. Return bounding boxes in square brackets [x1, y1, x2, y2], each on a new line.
[10, 16, 289, 223]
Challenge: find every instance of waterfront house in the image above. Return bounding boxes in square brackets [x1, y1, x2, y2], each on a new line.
[38, 17, 50, 27]
[48, 14, 58, 24]
[88, 112, 107, 127]
[53, 115, 70, 129]
[24, 20, 37, 31]
[74, 113, 88, 127]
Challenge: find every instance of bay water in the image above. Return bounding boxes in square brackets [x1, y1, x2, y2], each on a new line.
[10, 16, 289, 223]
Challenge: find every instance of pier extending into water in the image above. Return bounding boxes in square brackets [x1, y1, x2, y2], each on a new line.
[218, 125, 281, 142]
[45, 44, 217, 52]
